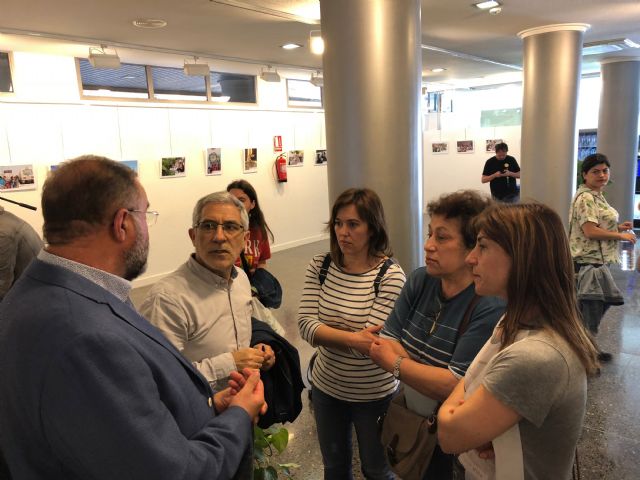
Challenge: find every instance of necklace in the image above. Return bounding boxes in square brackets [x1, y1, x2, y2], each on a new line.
[428, 297, 445, 335]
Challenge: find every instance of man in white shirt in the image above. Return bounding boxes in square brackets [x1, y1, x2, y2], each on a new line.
[141, 192, 275, 387]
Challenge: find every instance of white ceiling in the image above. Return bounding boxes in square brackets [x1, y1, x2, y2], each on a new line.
[1, 0, 639, 87]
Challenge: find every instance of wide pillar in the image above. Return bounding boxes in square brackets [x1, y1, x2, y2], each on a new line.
[596, 58, 640, 222]
[518, 24, 589, 218]
[320, 0, 422, 271]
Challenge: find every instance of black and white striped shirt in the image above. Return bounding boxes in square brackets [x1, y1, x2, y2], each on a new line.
[298, 253, 406, 402]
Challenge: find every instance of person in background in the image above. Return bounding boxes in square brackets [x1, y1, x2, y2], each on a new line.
[227, 179, 274, 274]
[0, 156, 265, 479]
[481, 142, 520, 203]
[439, 203, 599, 480]
[569, 153, 636, 362]
[0, 205, 43, 301]
[140, 192, 275, 388]
[298, 188, 406, 480]
[369, 190, 505, 479]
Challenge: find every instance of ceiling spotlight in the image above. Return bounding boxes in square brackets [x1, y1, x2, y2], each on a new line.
[183, 56, 210, 76]
[310, 30, 324, 55]
[260, 66, 281, 82]
[431, 68, 446, 73]
[132, 18, 167, 29]
[489, 6, 502, 15]
[281, 43, 302, 50]
[310, 70, 323, 87]
[88, 45, 121, 69]
[475, 1, 500, 9]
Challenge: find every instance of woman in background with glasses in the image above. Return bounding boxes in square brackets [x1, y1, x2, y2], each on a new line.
[298, 188, 406, 480]
[369, 190, 505, 479]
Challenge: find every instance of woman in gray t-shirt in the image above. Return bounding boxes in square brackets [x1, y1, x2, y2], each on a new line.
[438, 203, 600, 480]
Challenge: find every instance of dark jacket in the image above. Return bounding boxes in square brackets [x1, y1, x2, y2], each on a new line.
[251, 319, 304, 428]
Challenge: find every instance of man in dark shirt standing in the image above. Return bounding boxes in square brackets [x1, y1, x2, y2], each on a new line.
[481, 142, 520, 202]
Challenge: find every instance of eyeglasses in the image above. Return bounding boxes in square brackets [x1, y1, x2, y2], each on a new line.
[128, 209, 159, 226]
[194, 220, 245, 236]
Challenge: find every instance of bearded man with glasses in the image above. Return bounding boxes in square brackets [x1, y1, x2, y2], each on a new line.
[141, 192, 275, 389]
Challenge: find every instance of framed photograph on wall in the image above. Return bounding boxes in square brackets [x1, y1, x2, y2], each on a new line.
[0, 164, 36, 191]
[161, 157, 186, 178]
[243, 148, 257, 173]
[485, 138, 503, 153]
[205, 148, 222, 176]
[315, 149, 327, 166]
[288, 150, 304, 167]
[431, 142, 449, 154]
[120, 160, 138, 172]
[456, 140, 474, 154]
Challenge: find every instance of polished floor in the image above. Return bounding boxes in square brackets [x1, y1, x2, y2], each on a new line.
[131, 239, 640, 479]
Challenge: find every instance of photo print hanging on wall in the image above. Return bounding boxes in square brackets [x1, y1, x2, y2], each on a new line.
[120, 160, 138, 173]
[431, 142, 449, 154]
[288, 150, 304, 167]
[485, 139, 503, 153]
[205, 148, 222, 176]
[161, 157, 186, 178]
[315, 149, 327, 166]
[243, 148, 258, 174]
[0, 164, 36, 191]
[456, 140, 474, 154]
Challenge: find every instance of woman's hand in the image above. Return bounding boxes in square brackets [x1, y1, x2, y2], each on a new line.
[348, 325, 383, 355]
[369, 337, 409, 372]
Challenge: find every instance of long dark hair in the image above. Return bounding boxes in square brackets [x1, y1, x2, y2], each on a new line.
[328, 188, 392, 266]
[475, 203, 599, 374]
[227, 179, 273, 242]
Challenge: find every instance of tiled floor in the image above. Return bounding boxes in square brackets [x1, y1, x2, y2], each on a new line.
[131, 239, 640, 479]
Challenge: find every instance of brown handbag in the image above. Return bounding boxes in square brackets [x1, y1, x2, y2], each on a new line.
[380, 390, 438, 480]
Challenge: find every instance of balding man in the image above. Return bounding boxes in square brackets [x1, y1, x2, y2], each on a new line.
[0, 155, 265, 480]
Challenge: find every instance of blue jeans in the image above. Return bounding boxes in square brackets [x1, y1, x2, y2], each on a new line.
[312, 386, 394, 480]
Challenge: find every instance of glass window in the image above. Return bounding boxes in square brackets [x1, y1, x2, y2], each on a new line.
[0, 52, 13, 93]
[78, 59, 149, 98]
[287, 79, 322, 108]
[152, 66, 207, 101]
[210, 72, 256, 103]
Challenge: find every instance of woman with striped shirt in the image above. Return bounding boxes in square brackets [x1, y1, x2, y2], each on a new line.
[298, 188, 406, 480]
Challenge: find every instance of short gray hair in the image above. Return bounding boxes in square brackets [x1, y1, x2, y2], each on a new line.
[192, 191, 249, 230]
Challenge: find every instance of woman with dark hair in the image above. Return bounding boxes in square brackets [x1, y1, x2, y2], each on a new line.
[298, 188, 406, 480]
[369, 190, 505, 479]
[438, 203, 599, 479]
[569, 153, 636, 361]
[227, 179, 274, 273]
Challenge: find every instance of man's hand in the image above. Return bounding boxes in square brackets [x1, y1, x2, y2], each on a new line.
[229, 368, 268, 422]
[213, 370, 250, 412]
[619, 221, 634, 232]
[620, 231, 637, 244]
[254, 343, 276, 371]
[232, 347, 266, 370]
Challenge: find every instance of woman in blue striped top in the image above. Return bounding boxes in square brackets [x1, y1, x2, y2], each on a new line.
[298, 188, 406, 480]
[370, 190, 505, 479]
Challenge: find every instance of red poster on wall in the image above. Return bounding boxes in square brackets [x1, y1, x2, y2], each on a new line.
[273, 135, 283, 152]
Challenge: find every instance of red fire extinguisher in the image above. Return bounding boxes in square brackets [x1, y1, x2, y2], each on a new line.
[275, 154, 287, 183]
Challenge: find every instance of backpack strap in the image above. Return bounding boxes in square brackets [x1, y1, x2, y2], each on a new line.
[318, 253, 332, 286]
[373, 258, 397, 297]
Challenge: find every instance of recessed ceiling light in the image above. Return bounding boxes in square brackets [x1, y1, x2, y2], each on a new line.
[132, 19, 167, 29]
[122, 75, 137, 79]
[431, 68, 446, 73]
[475, 1, 500, 9]
[281, 43, 302, 50]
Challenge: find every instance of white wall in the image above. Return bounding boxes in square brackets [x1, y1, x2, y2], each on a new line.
[0, 42, 329, 287]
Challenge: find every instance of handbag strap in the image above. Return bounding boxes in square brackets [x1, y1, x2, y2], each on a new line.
[239, 251, 253, 278]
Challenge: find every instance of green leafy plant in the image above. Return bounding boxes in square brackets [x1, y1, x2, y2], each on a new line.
[253, 425, 299, 479]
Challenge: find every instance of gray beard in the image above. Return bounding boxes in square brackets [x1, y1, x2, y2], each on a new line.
[123, 229, 148, 281]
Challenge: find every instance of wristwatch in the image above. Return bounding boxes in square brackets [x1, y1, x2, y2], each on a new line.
[392, 355, 405, 379]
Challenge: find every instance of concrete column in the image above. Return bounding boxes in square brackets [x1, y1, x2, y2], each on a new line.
[518, 24, 589, 219]
[596, 58, 640, 222]
[319, 0, 422, 272]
